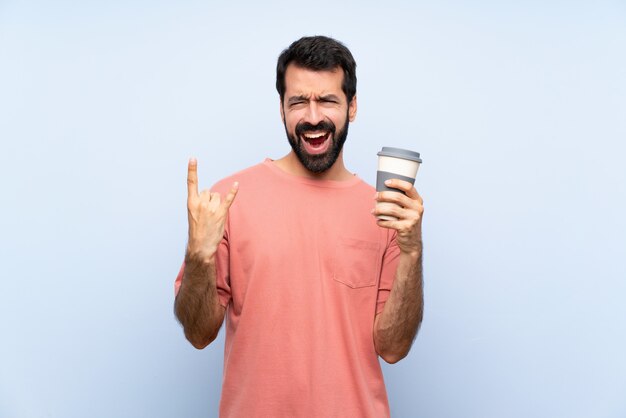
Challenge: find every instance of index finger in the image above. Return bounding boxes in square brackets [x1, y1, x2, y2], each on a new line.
[187, 158, 199, 199]
[384, 178, 421, 201]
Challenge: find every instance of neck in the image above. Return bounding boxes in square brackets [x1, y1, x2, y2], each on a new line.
[274, 151, 353, 181]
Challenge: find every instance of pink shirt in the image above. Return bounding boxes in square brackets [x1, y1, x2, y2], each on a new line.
[176, 159, 400, 417]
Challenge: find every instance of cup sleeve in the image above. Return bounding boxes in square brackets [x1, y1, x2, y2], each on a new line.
[376, 230, 401, 315]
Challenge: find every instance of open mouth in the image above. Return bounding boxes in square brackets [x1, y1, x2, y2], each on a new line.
[303, 131, 329, 145]
[301, 131, 331, 154]
[294, 120, 336, 156]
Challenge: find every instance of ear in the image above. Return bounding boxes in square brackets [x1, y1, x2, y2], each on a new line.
[348, 95, 357, 122]
[279, 98, 285, 123]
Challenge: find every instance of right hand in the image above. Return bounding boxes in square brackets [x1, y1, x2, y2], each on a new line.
[186, 158, 238, 261]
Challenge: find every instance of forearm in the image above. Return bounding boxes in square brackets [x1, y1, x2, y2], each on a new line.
[174, 253, 225, 349]
[374, 246, 424, 363]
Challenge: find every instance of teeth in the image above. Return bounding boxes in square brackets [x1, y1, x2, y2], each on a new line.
[303, 132, 326, 139]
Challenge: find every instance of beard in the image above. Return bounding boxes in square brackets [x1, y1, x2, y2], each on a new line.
[283, 113, 350, 174]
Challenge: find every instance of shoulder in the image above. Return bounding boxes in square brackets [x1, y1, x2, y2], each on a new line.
[355, 177, 375, 192]
[210, 161, 272, 194]
[349, 177, 376, 197]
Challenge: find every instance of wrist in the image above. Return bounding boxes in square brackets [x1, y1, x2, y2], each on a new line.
[399, 241, 423, 260]
[185, 246, 217, 266]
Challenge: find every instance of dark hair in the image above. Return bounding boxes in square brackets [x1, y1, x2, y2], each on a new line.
[276, 36, 357, 104]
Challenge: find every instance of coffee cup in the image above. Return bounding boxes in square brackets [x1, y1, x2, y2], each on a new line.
[376, 147, 422, 221]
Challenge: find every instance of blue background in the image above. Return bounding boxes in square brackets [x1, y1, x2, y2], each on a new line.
[1, 1, 625, 417]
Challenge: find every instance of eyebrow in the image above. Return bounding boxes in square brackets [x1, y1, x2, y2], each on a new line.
[287, 94, 341, 105]
[318, 94, 341, 102]
[287, 95, 309, 105]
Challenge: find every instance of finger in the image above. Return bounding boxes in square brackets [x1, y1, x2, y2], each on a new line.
[198, 190, 214, 209]
[384, 179, 420, 200]
[377, 191, 424, 213]
[376, 191, 413, 208]
[373, 211, 405, 230]
[376, 218, 399, 230]
[187, 158, 199, 199]
[372, 202, 406, 220]
[222, 181, 239, 210]
[413, 189, 424, 205]
[208, 192, 221, 211]
[383, 178, 412, 192]
[385, 179, 423, 204]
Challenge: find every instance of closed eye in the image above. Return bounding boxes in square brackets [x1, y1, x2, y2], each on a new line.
[317, 94, 341, 106]
[287, 96, 308, 108]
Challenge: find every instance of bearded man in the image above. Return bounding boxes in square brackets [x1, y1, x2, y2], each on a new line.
[175, 35, 425, 418]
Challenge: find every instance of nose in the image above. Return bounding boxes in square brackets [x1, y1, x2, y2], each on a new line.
[303, 100, 324, 125]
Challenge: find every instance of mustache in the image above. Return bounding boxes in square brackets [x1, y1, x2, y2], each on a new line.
[295, 120, 336, 138]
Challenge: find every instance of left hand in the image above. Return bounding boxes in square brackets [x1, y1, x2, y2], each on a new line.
[372, 179, 424, 255]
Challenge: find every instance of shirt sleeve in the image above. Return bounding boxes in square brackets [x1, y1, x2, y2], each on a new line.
[376, 230, 400, 315]
[215, 233, 232, 307]
[174, 262, 184, 295]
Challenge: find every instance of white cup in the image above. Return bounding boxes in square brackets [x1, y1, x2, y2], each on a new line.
[376, 147, 422, 221]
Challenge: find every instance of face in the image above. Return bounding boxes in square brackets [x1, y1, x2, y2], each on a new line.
[280, 64, 357, 173]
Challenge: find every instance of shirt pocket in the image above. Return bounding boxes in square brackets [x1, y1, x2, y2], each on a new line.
[333, 236, 381, 288]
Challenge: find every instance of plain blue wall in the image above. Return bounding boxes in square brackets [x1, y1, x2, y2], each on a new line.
[1, 1, 625, 417]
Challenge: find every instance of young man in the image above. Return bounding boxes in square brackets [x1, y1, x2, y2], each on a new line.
[175, 36, 424, 418]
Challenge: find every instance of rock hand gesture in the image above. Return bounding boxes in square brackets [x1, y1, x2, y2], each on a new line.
[175, 158, 238, 349]
[186, 158, 238, 262]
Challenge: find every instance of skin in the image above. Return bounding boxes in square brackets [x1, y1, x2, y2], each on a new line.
[372, 180, 424, 363]
[275, 64, 356, 181]
[174, 159, 235, 349]
[175, 63, 424, 363]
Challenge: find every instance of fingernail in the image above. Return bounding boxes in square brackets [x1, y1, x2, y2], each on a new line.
[384, 180, 391, 185]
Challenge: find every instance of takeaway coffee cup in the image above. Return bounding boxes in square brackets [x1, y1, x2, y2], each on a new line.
[376, 147, 422, 221]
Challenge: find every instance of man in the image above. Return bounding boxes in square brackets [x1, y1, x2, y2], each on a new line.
[175, 35, 424, 417]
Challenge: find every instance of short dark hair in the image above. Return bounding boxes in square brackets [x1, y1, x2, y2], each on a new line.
[276, 36, 357, 104]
